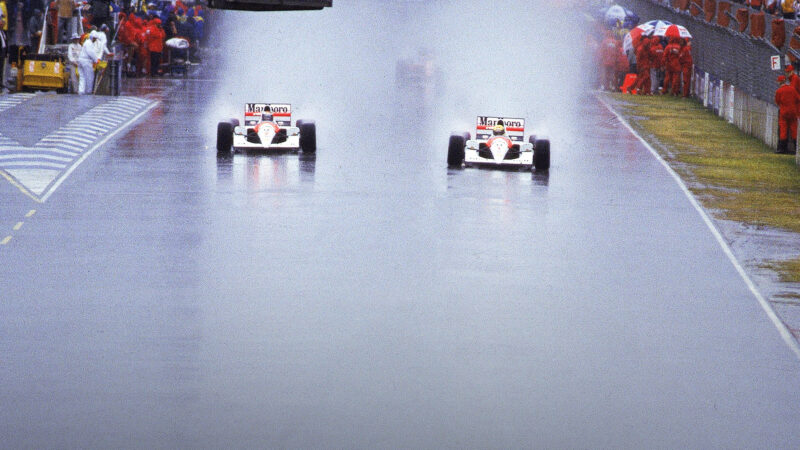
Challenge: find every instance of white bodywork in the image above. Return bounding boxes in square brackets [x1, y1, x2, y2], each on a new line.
[464, 116, 534, 168]
[232, 103, 301, 151]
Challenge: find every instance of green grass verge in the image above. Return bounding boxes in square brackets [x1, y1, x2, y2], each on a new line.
[606, 93, 800, 283]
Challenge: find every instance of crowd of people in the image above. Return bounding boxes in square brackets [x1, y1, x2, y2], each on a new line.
[0, 0, 209, 94]
[733, 0, 800, 19]
[593, 26, 694, 97]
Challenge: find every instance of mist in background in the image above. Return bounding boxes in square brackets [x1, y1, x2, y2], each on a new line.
[209, 0, 588, 150]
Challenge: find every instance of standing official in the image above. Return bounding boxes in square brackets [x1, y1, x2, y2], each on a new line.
[634, 36, 651, 95]
[663, 37, 682, 96]
[775, 75, 800, 154]
[679, 39, 693, 97]
[77, 32, 99, 94]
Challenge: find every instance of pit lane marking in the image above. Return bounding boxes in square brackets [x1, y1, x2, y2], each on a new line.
[596, 93, 800, 362]
[0, 211, 35, 247]
[0, 97, 159, 202]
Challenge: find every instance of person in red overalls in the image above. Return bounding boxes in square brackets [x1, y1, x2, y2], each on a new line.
[649, 37, 665, 94]
[785, 65, 800, 95]
[775, 75, 800, 154]
[136, 17, 150, 76]
[146, 18, 165, 76]
[633, 36, 651, 95]
[663, 37, 682, 96]
[599, 32, 618, 91]
[679, 39, 693, 97]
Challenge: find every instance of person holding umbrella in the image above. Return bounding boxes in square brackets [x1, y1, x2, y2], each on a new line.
[634, 36, 651, 95]
[663, 37, 682, 96]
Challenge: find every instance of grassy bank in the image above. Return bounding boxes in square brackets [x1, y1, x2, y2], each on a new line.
[604, 93, 800, 282]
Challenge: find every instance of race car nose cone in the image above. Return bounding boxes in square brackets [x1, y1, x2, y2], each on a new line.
[491, 141, 508, 163]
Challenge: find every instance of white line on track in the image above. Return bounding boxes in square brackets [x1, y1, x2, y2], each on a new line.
[595, 92, 800, 362]
[40, 100, 159, 202]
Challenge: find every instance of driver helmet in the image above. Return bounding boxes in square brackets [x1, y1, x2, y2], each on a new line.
[261, 112, 274, 122]
[492, 121, 505, 136]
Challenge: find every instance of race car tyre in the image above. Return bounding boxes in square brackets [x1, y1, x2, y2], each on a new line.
[299, 121, 317, 153]
[448, 133, 467, 166]
[533, 139, 550, 171]
[217, 121, 233, 153]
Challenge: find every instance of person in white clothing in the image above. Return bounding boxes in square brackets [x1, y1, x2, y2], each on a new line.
[77, 33, 99, 95]
[67, 33, 81, 93]
[91, 28, 111, 60]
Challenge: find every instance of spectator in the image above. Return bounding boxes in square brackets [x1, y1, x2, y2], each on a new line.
[175, 7, 192, 40]
[782, 0, 795, 19]
[66, 31, 79, 91]
[775, 74, 800, 154]
[0, 0, 7, 33]
[77, 30, 98, 94]
[680, 39, 693, 97]
[28, 8, 42, 52]
[56, 0, 73, 43]
[89, 0, 110, 30]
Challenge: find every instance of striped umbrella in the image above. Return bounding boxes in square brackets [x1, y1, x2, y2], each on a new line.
[623, 20, 672, 53]
[655, 23, 692, 39]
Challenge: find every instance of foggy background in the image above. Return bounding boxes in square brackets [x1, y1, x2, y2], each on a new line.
[208, 0, 588, 148]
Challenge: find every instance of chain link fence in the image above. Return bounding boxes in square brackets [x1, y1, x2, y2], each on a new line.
[617, 0, 785, 103]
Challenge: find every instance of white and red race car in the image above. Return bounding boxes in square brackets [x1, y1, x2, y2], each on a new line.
[216, 103, 316, 154]
[448, 116, 550, 171]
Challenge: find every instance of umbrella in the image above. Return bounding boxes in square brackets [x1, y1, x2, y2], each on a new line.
[603, 5, 639, 28]
[623, 20, 672, 53]
[655, 23, 692, 39]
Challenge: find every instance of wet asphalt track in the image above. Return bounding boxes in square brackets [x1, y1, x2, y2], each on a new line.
[0, 74, 798, 448]
[2, 2, 800, 446]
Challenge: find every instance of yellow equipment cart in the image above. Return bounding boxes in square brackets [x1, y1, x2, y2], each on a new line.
[17, 53, 69, 93]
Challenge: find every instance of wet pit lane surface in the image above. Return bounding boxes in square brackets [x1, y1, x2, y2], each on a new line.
[2, 3, 800, 448]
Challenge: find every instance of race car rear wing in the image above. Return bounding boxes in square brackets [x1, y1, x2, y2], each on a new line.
[244, 103, 292, 127]
[476, 116, 525, 143]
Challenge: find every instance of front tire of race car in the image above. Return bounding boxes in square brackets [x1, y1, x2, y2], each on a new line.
[299, 121, 317, 153]
[533, 139, 550, 171]
[217, 121, 234, 154]
[448, 133, 467, 167]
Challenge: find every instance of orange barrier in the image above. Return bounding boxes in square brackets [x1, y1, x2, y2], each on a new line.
[736, 8, 749, 32]
[718, 1, 731, 27]
[772, 17, 786, 48]
[620, 73, 638, 94]
[750, 11, 765, 38]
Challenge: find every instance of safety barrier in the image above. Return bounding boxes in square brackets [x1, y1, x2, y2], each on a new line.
[618, 0, 800, 163]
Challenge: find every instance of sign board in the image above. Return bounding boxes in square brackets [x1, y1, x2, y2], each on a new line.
[772, 55, 782, 71]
